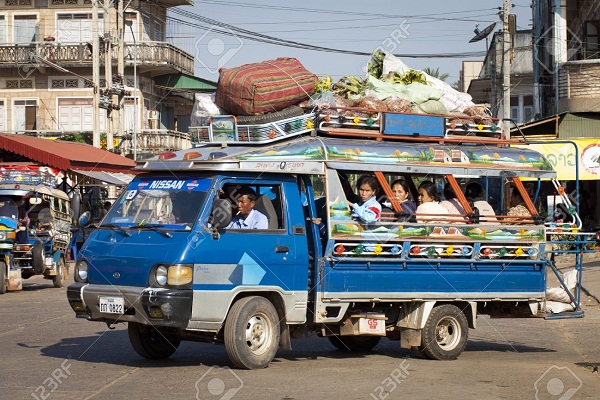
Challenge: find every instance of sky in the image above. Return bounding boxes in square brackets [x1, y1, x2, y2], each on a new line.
[168, 0, 533, 86]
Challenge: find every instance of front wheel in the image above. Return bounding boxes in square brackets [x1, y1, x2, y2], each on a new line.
[328, 335, 381, 351]
[0, 261, 6, 294]
[128, 322, 181, 359]
[52, 257, 65, 288]
[421, 304, 468, 360]
[224, 296, 280, 369]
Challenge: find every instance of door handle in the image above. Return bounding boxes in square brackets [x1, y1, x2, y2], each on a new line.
[275, 245, 289, 253]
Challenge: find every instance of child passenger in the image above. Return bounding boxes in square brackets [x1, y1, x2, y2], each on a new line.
[347, 175, 382, 223]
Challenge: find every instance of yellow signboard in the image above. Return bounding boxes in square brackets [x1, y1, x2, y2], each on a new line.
[516, 139, 600, 180]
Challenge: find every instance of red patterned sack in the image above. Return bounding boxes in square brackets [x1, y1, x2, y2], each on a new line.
[215, 57, 317, 115]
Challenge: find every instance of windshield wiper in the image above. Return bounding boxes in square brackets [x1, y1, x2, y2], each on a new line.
[135, 223, 173, 238]
[102, 223, 132, 237]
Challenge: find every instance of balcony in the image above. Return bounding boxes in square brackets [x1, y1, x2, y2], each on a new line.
[13, 129, 191, 157]
[0, 42, 194, 76]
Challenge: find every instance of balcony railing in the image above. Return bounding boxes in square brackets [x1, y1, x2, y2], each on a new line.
[6, 129, 191, 157]
[0, 41, 194, 75]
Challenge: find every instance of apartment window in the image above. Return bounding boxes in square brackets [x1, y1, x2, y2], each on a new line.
[14, 15, 37, 44]
[142, 14, 151, 42]
[57, 13, 103, 43]
[13, 99, 37, 131]
[585, 20, 600, 59]
[0, 100, 6, 132]
[154, 21, 163, 41]
[57, 98, 106, 132]
[0, 16, 6, 44]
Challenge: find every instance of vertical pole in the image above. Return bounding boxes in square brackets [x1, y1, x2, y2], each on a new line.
[117, 0, 125, 155]
[133, 18, 138, 161]
[502, 0, 511, 139]
[92, 0, 100, 148]
[103, 0, 113, 150]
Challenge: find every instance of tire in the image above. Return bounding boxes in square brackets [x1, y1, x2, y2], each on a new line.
[235, 106, 305, 125]
[128, 322, 181, 359]
[53, 257, 65, 288]
[224, 296, 280, 369]
[32, 241, 45, 274]
[421, 304, 468, 360]
[328, 335, 381, 351]
[0, 261, 6, 295]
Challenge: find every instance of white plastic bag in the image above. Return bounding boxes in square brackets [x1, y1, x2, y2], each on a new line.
[191, 93, 222, 127]
[546, 269, 578, 303]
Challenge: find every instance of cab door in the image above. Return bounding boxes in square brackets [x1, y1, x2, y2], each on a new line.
[190, 179, 309, 327]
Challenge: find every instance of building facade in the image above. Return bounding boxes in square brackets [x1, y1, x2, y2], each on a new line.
[0, 0, 197, 158]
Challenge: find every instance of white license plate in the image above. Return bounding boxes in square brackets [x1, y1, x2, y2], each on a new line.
[99, 296, 124, 314]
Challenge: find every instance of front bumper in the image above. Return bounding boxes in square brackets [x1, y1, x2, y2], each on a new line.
[67, 282, 192, 329]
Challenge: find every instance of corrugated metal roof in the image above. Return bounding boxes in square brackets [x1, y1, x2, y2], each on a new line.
[558, 113, 600, 139]
[0, 134, 136, 173]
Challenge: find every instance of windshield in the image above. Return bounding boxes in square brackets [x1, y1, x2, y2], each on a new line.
[0, 197, 18, 219]
[103, 177, 211, 229]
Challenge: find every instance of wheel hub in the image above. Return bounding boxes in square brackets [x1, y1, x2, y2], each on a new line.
[245, 315, 268, 352]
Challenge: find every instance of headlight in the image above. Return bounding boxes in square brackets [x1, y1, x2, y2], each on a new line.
[155, 265, 168, 286]
[75, 260, 88, 282]
[0, 231, 6, 241]
[168, 265, 193, 286]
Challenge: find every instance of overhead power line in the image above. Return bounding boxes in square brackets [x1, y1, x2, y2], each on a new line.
[169, 9, 487, 59]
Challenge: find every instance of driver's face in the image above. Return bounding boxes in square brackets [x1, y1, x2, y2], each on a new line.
[236, 195, 255, 217]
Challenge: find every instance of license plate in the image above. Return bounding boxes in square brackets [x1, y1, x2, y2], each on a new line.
[99, 296, 124, 314]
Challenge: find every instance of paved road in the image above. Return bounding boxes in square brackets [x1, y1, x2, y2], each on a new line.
[1, 274, 599, 400]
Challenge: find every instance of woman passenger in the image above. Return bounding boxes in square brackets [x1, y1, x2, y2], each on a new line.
[390, 179, 416, 219]
[415, 182, 449, 223]
[439, 183, 466, 223]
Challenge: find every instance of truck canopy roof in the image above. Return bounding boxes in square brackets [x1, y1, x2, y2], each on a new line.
[139, 136, 555, 179]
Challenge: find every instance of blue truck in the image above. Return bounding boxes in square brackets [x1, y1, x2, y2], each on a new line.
[67, 110, 588, 369]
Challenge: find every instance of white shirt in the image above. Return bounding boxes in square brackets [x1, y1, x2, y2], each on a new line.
[226, 209, 268, 229]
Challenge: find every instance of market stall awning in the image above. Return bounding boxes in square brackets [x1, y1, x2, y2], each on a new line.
[0, 134, 136, 173]
[154, 73, 217, 92]
[72, 170, 135, 186]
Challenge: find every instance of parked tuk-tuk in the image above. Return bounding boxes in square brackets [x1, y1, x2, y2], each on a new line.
[1, 184, 71, 292]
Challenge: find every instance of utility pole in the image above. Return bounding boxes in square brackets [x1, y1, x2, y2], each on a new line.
[117, 0, 125, 155]
[103, 0, 113, 150]
[92, 0, 100, 148]
[502, 0, 511, 139]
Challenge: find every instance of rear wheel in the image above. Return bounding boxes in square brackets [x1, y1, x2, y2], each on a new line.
[224, 296, 280, 369]
[128, 322, 181, 359]
[52, 257, 65, 288]
[328, 335, 381, 351]
[0, 261, 6, 294]
[421, 304, 468, 360]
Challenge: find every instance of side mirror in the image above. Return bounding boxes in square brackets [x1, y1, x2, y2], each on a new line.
[210, 199, 232, 229]
[29, 197, 42, 205]
[78, 211, 91, 227]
